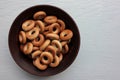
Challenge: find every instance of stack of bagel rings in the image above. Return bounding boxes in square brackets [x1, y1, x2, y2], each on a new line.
[19, 11, 73, 70]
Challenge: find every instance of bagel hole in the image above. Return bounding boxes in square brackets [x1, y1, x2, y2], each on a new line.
[56, 54, 59, 57]
[64, 34, 67, 36]
[27, 23, 30, 26]
[52, 44, 58, 48]
[27, 22, 31, 26]
[55, 45, 59, 48]
[32, 31, 35, 34]
[43, 56, 48, 60]
[40, 60, 44, 64]
[36, 37, 40, 41]
[39, 16, 44, 19]
[53, 27, 57, 31]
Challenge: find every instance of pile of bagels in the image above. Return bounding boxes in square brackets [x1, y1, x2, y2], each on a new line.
[19, 11, 73, 70]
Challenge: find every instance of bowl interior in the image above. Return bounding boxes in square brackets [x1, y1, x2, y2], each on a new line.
[9, 5, 80, 76]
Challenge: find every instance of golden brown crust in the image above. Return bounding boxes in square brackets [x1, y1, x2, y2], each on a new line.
[49, 55, 60, 67]
[23, 42, 33, 55]
[36, 20, 45, 33]
[32, 34, 45, 46]
[44, 25, 50, 30]
[40, 39, 50, 51]
[61, 41, 68, 46]
[40, 52, 53, 65]
[46, 33, 59, 40]
[60, 29, 73, 40]
[33, 11, 46, 20]
[32, 50, 42, 59]
[44, 16, 57, 24]
[33, 57, 48, 70]
[49, 23, 60, 34]
[22, 20, 35, 31]
[62, 44, 69, 54]
[45, 45, 57, 57]
[51, 40, 62, 52]
[19, 31, 26, 44]
[33, 46, 39, 51]
[56, 53, 63, 62]
[57, 19, 65, 31]
[26, 27, 40, 40]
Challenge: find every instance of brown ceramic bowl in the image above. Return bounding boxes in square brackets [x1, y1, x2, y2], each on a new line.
[8, 5, 80, 76]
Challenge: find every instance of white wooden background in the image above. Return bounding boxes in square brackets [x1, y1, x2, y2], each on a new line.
[0, 0, 120, 80]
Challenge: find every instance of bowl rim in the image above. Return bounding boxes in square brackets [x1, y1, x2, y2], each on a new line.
[8, 4, 81, 76]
